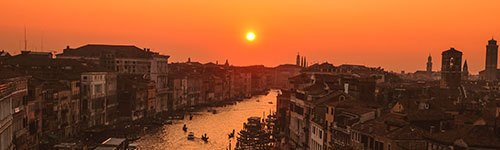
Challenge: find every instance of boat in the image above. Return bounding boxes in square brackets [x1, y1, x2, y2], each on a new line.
[201, 136, 209, 142]
[201, 134, 209, 142]
[268, 102, 273, 104]
[212, 110, 217, 114]
[165, 121, 173, 125]
[189, 115, 193, 120]
[182, 124, 188, 132]
[256, 99, 260, 102]
[187, 132, 195, 140]
[228, 129, 235, 138]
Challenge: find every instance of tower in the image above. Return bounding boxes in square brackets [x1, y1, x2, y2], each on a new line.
[427, 54, 432, 73]
[485, 38, 499, 80]
[304, 57, 307, 67]
[301, 56, 305, 67]
[440, 48, 462, 89]
[296, 53, 301, 66]
[463, 60, 469, 80]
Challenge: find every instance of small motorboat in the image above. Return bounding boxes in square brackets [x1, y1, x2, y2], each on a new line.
[268, 102, 273, 104]
[182, 124, 188, 132]
[256, 99, 260, 102]
[187, 132, 195, 140]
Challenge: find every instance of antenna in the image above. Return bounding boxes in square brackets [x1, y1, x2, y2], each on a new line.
[24, 25, 27, 51]
[41, 32, 43, 50]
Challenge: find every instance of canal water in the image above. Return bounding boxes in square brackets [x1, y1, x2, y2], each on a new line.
[136, 90, 278, 150]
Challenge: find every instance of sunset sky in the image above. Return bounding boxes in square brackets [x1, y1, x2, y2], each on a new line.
[1, 0, 499, 73]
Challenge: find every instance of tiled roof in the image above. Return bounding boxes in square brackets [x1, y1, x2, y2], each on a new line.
[2, 54, 111, 80]
[423, 125, 500, 148]
[0, 50, 11, 57]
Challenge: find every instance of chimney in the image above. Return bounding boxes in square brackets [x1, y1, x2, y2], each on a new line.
[344, 83, 349, 94]
[66, 45, 70, 49]
[143, 48, 146, 51]
[147, 48, 150, 52]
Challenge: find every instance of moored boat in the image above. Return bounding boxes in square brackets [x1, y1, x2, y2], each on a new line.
[187, 132, 195, 140]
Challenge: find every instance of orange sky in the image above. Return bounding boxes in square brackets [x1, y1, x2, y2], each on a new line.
[1, 0, 499, 73]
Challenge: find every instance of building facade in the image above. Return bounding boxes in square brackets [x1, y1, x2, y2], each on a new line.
[57, 44, 170, 112]
[0, 70, 29, 150]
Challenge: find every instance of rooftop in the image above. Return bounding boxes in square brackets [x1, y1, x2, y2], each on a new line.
[57, 44, 169, 59]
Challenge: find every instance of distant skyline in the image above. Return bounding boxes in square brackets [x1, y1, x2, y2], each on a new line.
[1, 0, 499, 74]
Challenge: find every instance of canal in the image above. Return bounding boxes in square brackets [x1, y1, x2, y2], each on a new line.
[135, 90, 278, 150]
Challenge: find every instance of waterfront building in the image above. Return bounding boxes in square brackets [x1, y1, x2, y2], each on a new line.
[57, 44, 170, 112]
[0, 69, 29, 150]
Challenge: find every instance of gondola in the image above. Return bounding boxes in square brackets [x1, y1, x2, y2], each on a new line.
[228, 129, 235, 138]
[182, 124, 187, 132]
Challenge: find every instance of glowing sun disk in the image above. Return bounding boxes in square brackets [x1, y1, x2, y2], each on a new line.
[246, 32, 255, 41]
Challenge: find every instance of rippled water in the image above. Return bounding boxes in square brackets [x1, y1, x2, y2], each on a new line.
[136, 90, 278, 150]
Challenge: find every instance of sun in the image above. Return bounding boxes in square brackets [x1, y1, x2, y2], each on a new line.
[246, 32, 255, 41]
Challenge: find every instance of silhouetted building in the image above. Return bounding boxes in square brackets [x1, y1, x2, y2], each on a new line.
[296, 53, 301, 67]
[479, 38, 499, 81]
[463, 60, 469, 80]
[301, 56, 305, 67]
[427, 54, 432, 73]
[440, 48, 462, 89]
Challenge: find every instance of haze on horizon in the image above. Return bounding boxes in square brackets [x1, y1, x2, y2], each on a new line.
[1, 0, 499, 74]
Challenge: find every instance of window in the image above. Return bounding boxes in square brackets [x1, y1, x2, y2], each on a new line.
[95, 84, 103, 94]
[339, 95, 345, 101]
[319, 130, 322, 139]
